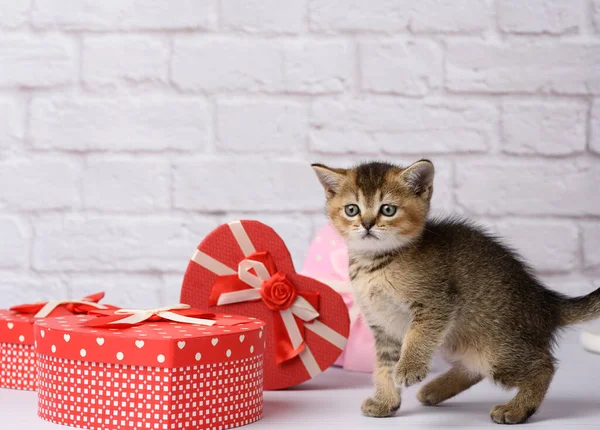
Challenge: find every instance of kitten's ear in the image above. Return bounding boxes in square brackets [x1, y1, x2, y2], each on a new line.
[311, 163, 347, 198]
[401, 159, 434, 198]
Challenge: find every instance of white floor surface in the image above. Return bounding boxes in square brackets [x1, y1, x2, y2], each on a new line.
[1, 330, 599, 429]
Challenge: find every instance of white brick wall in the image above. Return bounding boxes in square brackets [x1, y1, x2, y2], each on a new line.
[0, 0, 598, 309]
[497, 0, 584, 34]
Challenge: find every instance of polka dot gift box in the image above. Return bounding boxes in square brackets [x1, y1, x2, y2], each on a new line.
[0, 292, 111, 391]
[181, 220, 351, 390]
[34, 305, 266, 430]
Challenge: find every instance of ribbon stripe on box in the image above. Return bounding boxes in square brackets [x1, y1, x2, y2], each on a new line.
[83, 304, 249, 328]
[83, 303, 247, 327]
[9, 292, 110, 318]
[181, 219, 351, 389]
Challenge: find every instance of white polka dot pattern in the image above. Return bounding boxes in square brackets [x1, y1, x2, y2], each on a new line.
[0, 309, 36, 345]
[37, 353, 264, 430]
[34, 315, 266, 369]
[0, 343, 36, 390]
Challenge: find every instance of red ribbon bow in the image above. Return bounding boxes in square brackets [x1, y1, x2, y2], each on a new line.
[10, 292, 113, 318]
[209, 251, 320, 365]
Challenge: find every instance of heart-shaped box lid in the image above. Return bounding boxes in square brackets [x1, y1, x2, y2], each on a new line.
[181, 220, 350, 390]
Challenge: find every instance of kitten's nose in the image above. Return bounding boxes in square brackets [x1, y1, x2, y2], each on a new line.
[361, 219, 376, 230]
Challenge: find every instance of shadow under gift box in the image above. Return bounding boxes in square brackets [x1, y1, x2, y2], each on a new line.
[0, 293, 110, 391]
[34, 312, 266, 430]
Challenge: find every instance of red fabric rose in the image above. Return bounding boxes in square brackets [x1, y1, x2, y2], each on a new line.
[260, 272, 297, 311]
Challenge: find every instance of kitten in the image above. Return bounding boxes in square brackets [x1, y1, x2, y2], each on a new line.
[311, 159, 600, 425]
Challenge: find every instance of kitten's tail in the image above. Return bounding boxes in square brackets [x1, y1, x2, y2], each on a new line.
[559, 287, 600, 326]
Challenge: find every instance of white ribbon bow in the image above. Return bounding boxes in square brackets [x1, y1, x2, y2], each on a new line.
[191, 220, 347, 378]
[35, 299, 109, 318]
[111, 304, 217, 326]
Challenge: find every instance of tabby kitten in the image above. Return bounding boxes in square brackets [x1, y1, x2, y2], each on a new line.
[312, 160, 600, 424]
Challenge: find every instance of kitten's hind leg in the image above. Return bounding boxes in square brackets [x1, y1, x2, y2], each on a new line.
[361, 327, 402, 418]
[417, 365, 482, 406]
[490, 357, 555, 424]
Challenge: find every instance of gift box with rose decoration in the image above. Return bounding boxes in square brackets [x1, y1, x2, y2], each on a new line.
[181, 220, 351, 390]
[0, 292, 112, 391]
[34, 305, 266, 430]
[301, 223, 375, 373]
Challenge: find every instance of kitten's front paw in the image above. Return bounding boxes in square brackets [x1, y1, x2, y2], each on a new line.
[490, 404, 537, 425]
[361, 397, 400, 418]
[394, 360, 429, 387]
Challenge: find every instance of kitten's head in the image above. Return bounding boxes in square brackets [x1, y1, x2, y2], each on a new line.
[312, 160, 434, 255]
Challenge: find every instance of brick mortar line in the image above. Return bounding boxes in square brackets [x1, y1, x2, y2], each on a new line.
[3, 88, 592, 102]
[3, 29, 599, 41]
[4, 210, 599, 221]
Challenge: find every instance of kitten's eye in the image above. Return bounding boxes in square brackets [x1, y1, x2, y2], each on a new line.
[380, 204, 397, 217]
[344, 204, 360, 217]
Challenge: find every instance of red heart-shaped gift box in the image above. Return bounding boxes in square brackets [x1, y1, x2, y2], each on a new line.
[181, 220, 350, 390]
